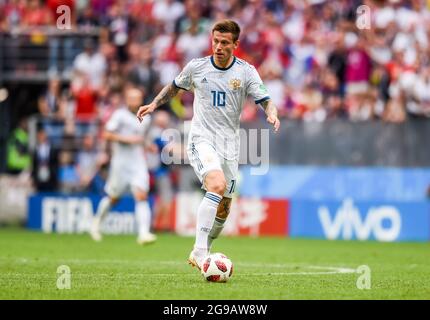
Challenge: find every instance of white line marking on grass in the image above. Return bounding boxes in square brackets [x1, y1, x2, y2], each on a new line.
[233, 265, 356, 276]
[0, 257, 356, 277]
[1, 256, 355, 270]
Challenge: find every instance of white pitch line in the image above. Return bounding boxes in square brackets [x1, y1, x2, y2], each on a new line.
[0, 256, 357, 277]
[1, 270, 353, 278]
[308, 266, 357, 273]
[0, 257, 355, 271]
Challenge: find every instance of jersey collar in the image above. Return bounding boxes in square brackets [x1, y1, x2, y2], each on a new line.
[210, 55, 236, 71]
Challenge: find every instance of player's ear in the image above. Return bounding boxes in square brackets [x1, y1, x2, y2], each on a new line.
[234, 40, 240, 50]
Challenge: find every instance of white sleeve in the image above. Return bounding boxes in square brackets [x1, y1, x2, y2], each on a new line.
[246, 65, 271, 105]
[140, 115, 151, 135]
[105, 111, 121, 132]
[173, 59, 194, 91]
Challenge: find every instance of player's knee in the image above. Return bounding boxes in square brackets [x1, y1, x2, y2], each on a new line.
[134, 190, 148, 202]
[208, 179, 227, 196]
[205, 171, 227, 196]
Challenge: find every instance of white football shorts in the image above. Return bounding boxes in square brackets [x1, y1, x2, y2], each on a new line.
[104, 161, 150, 198]
[187, 141, 238, 198]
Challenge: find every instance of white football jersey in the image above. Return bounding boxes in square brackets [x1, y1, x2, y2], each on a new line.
[105, 107, 151, 167]
[174, 56, 270, 160]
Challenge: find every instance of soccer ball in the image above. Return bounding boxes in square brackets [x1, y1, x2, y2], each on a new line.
[201, 253, 233, 282]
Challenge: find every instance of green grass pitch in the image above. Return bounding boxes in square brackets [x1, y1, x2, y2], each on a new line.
[0, 228, 429, 299]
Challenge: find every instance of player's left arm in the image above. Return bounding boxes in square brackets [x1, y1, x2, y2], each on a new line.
[261, 99, 280, 133]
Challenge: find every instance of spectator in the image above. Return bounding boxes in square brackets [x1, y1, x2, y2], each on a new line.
[345, 34, 372, 98]
[21, 0, 52, 27]
[127, 44, 160, 104]
[6, 118, 31, 175]
[409, 66, 430, 117]
[71, 74, 98, 122]
[31, 127, 59, 191]
[103, 2, 134, 63]
[0, 0, 26, 31]
[327, 34, 347, 96]
[152, 0, 185, 33]
[176, 0, 210, 35]
[38, 76, 65, 121]
[383, 97, 407, 123]
[105, 59, 125, 93]
[73, 38, 107, 90]
[260, 62, 286, 113]
[76, 3, 99, 30]
[58, 150, 79, 193]
[176, 22, 210, 63]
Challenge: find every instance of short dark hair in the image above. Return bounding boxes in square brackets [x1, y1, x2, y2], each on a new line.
[212, 19, 241, 42]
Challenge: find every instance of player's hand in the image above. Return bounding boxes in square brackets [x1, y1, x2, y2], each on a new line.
[267, 115, 280, 133]
[146, 143, 159, 153]
[137, 103, 156, 122]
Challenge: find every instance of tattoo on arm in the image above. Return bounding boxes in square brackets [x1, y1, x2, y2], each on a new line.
[153, 83, 180, 108]
[261, 99, 278, 118]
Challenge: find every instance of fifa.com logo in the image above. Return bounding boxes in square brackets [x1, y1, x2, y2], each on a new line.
[158, 121, 271, 176]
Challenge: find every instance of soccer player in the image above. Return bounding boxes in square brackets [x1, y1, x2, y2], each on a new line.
[137, 20, 280, 268]
[90, 87, 156, 245]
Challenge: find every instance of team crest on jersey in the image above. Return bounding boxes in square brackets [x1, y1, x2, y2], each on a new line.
[229, 78, 242, 90]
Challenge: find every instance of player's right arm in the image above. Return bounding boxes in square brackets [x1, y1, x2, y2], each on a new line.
[246, 64, 280, 133]
[137, 83, 180, 122]
[103, 130, 143, 145]
[137, 60, 195, 122]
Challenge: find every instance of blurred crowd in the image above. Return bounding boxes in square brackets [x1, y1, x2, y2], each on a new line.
[3, 0, 430, 196]
[2, 0, 430, 123]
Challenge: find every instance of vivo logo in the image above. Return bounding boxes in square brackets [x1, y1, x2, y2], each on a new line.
[318, 198, 401, 241]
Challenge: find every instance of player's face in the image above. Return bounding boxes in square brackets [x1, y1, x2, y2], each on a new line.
[212, 31, 238, 63]
[125, 89, 143, 113]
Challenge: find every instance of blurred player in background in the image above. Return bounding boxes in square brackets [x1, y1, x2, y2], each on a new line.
[90, 87, 156, 245]
[137, 20, 280, 269]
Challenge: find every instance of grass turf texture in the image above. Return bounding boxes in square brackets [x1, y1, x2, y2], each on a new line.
[0, 228, 429, 299]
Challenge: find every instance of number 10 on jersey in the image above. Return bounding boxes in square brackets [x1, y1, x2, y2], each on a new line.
[211, 91, 226, 107]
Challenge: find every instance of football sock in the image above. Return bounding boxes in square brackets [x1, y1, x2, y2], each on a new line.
[195, 192, 222, 254]
[208, 217, 226, 250]
[136, 200, 152, 238]
[93, 196, 112, 229]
